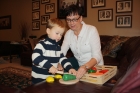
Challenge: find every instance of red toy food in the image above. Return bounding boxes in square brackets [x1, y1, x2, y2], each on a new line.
[99, 69, 108, 74]
[91, 67, 97, 71]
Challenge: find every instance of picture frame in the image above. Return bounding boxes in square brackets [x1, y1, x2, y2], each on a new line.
[32, 21, 40, 30]
[32, 11, 40, 20]
[98, 9, 113, 21]
[32, 1, 40, 11]
[116, 15, 132, 28]
[91, 0, 106, 8]
[116, 0, 132, 13]
[0, 15, 11, 30]
[41, 15, 50, 25]
[41, 0, 50, 4]
[57, 0, 87, 19]
[45, 3, 55, 14]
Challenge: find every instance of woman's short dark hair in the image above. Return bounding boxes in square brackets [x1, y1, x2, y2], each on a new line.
[65, 5, 83, 17]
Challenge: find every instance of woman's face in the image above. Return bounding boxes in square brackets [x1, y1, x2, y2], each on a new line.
[66, 14, 82, 31]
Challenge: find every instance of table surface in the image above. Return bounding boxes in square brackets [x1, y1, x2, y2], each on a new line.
[23, 79, 111, 93]
[0, 84, 24, 93]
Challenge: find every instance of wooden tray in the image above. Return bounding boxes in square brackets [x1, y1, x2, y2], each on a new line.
[80, 65, 117, 85]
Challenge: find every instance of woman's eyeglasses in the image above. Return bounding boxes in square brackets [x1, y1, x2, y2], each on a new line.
[66, 16, 81, 23]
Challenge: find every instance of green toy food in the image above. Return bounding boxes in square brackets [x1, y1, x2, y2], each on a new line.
[88, 67, 97, 73]
[62, 74, 76, 81]
[88, 69, 96, 73]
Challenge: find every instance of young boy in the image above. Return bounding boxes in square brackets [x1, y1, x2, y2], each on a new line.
[31, 18, 77, 84]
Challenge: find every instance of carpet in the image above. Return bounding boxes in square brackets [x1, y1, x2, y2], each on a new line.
[0, 67, 32, 89]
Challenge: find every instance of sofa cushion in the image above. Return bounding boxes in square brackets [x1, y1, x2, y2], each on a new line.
[102, 36, 130, 58]
[100, 35, 114, 50]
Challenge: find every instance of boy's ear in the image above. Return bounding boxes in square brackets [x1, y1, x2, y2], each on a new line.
[46, 28, 50, 34]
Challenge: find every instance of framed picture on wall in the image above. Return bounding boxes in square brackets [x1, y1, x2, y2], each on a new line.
[45, 3, 55, 14]
[0, 15, 11, 30]
[116, 0, 132, 13]
[91, 0, 106, 8]
[32, 11, 40, 20]
[41, 15, 50, 25]
[32, 1, 40, 10]
[57, 0, 87, 19]
[98, 9, 113, 21]
[116, 15, 132, 28]
[32, 21, 40, 30]
[41, 0, 50, 4]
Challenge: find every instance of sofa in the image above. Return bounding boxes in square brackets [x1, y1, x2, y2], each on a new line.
[20, 34, 140, 85]
[21, 35, 140, 93]
[101, 35, 140, 87]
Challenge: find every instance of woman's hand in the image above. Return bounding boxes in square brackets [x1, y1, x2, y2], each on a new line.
[76, 66, 87, 79]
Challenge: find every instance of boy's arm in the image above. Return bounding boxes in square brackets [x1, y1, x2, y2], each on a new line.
[32, 43, 53, 69]
[59, 53, 73, 72]
[57, 63, 63, 71]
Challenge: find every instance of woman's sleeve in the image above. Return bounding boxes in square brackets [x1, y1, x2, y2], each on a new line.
[89, 27, 103, 64]
[61, 31, 70, 56]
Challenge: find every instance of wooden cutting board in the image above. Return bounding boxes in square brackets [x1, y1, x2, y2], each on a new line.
[59, 79, 79, 85]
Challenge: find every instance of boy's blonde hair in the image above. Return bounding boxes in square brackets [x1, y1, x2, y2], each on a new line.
[46, 18, 65, 30]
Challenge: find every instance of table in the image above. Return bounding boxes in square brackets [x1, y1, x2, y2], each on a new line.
[0, 84, 24, 93]
[23, 79, 111, 93]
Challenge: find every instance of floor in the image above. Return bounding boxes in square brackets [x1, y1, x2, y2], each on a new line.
[0, 56, 32, 71]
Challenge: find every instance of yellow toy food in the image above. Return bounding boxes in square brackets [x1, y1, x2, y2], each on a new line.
[54, 75, 62, 79]
[46, 76, 54, 83]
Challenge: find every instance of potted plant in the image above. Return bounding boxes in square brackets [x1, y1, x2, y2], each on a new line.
[19, 21, 30, 41]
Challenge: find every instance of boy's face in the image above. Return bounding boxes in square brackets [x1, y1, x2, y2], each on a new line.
[46, 25, 65, 42]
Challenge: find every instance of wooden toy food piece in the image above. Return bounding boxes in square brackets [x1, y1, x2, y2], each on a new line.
[91, 67, 97, 71]
[88, 69, 96, 73]
[99, 69, 108, 74]
[62, 74, 76, 81]
[88, 67, 97, 73]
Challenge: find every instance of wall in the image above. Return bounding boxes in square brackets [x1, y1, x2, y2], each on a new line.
[0, 0, 140, 41]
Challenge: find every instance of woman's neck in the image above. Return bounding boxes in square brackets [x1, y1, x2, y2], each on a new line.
[74, 24, 83, 36]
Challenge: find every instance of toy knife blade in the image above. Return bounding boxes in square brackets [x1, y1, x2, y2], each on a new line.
[56, 71, 64, 74]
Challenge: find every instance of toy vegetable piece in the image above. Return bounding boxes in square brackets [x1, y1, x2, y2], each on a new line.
[92, 67, 97, 71]
[62, 74, 76, 81]
[99, 69, 108, 74]
[88, 69, 96, 73]
[88, 67, 97, 73]
[46, 76, 54, 83]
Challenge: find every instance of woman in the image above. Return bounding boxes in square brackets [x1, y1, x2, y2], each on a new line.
[61, 5, 104, 79]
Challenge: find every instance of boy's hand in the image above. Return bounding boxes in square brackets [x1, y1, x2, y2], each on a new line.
[49, 66, 58, 74]
[57, 63, 64, 71]
[69, 69, 77, 75]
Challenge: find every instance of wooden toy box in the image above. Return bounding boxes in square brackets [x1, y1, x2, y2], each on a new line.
[80, 65, 117, 85]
